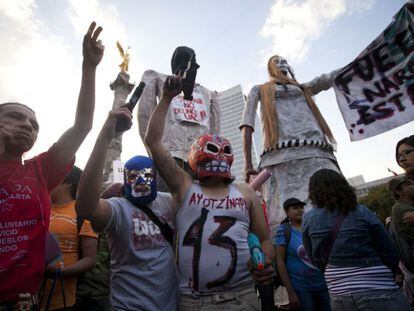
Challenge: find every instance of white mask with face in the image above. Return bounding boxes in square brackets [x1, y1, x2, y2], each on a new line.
[274, 56, 295, 79]
[276, 57, 289, 74]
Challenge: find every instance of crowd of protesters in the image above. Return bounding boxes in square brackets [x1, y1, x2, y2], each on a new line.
[1, 19, 414, 311]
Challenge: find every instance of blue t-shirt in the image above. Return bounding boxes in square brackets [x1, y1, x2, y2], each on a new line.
[274, 224, 327, 292]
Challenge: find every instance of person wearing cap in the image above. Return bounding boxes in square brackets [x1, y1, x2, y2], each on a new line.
[138, 46, 220, 191]
[388, 177, 414, 240]
[274, 198, 329, 311]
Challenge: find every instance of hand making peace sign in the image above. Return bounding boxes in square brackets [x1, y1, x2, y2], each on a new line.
[83, 21, 104, 68]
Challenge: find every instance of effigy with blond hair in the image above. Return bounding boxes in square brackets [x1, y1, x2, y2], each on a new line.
[240, 55, 341, 229]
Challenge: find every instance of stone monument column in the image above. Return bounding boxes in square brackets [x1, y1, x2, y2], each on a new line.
[102, 41, 134, 184]
[103, 71, 134, 183]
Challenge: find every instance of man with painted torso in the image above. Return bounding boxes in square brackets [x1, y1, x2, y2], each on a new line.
[145, 75, 274, 310]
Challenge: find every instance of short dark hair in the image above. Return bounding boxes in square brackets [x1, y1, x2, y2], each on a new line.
[0, 102, 35, 114]
[62, 166, 83, 199]
[309, 169, 357, 215]
[396, 135, 414, 165]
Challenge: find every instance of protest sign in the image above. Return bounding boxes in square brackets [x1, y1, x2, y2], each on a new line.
[171, 88, 209, 126]
[112, 160, 124, 183]
[333, 4, 414, 141]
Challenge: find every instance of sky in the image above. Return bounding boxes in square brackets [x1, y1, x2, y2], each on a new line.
[0, 0, 412, 183]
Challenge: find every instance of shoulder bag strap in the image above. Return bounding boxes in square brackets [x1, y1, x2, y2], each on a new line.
[283, 222, 292, 249]
[320, 214, 345, 272]
[43, 268, 66, 311]
[135, 203, 174, 246]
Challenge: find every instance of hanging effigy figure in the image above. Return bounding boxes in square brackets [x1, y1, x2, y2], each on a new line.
[240, 55, 341, 228]
[138, 46, 221, 191]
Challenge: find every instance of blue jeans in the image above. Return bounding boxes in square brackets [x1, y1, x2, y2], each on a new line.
[330, 289, 410, 311]
[296, 289, 331, 311]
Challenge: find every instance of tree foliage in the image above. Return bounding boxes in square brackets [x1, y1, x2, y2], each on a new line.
[359, 185, 395, 222]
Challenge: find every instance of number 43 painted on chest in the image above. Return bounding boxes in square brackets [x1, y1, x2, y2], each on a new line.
[183, 208, 237, 291]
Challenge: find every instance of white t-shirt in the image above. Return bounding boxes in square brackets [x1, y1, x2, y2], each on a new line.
[105, 193, 178, 310]
[177, 182, 254, 295]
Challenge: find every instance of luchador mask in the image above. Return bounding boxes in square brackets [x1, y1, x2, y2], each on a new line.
[188, 134, 234, 181]
[171, 46, 200, 100]
[123, 156, 157, 205]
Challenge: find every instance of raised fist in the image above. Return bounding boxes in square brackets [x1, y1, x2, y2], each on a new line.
[162, 75, 183, 100]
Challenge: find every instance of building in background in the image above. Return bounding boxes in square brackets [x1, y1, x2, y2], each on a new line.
[219, 85, 260, 182]
[347, 174, 404, 197]
[347, 175, 365, 187]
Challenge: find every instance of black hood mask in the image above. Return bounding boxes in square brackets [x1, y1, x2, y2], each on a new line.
[171, 46, 199, 100]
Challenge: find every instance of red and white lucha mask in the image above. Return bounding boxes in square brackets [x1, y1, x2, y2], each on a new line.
[188, 134, 234, 181]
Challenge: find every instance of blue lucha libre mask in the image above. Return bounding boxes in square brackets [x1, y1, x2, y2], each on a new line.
[123, 156, 157, 205]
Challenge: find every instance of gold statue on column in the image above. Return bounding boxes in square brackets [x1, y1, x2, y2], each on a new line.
[116, 41, 130, 72]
